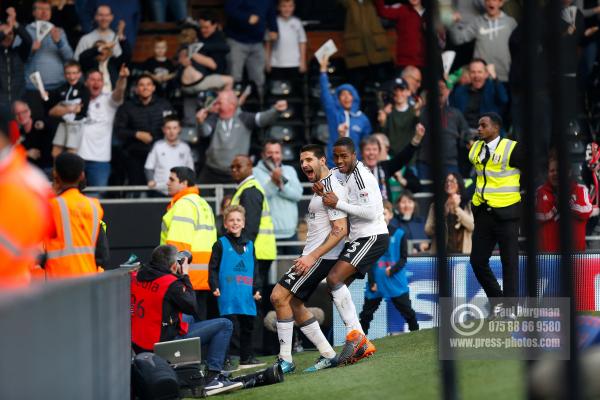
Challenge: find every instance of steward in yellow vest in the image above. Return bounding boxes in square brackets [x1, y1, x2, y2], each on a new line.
[161, 167, 217, 291]
[467, 113, 524, 312]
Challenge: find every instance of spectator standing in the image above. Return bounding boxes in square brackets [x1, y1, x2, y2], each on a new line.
[145, 116, 195, 193]
[149, 0, 188, 23]
[360, 131, 424, 202]
[377, 78, 419, 157]
[114, 74, 174, 185]
[401, 66, 424, 109]
[449, 0, 518, 83]
[265, 0, 307, 82]
[374, 0, 426, 70]
[74, 5, 123, 60]
[224, 0, 278, 103]
[161, 167, 218, 320]
[195, 90, 286, 184]
[142, 37, 177, 99]
[130, 244, 242, 395]
[50, 0, 82, 50]
[47, 60, 89, 157]
[77, 64, 128, 187]
[536, 152, 592, 252]
[339, 0, 392, 93]
[43, 153, 106, 278]
[230, 155, 277, 309]
[24, 0, 74, 118]
[390, 191, 429, 254]
[418, 80, 472, 179]
[78, 22, 131, 92]
[253, 139, 303, 251]
[424, 172, 474, 254]
[449, 58, 508, 130]
[13, 100, 53, 173]
[0, 7, 32, 120]
[359, 200, 419, 334]
[209, 205, 264, 367]
[0, 119, 53, 287]
[319, 54, 372, 166]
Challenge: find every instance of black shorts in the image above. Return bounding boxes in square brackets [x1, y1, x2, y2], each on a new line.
[339, 234, 390, 278]
[278, 258, 337, 302]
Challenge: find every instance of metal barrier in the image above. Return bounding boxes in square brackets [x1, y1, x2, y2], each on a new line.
[0, 269, 131, 400]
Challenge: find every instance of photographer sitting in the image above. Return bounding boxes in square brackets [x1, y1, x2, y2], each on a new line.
[130, 244, 239, 393]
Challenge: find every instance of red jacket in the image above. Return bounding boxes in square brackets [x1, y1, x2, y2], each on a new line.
[536, 181, 592, 252]
[374, 0, 425, 67]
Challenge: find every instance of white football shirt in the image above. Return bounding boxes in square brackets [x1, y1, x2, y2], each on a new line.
[302, 172, 348, 259]
[333, 161, 388, 241]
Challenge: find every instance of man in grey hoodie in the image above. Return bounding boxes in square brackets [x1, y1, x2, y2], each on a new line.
[196, 89, 287, 183]
[449, 0, 517, 83]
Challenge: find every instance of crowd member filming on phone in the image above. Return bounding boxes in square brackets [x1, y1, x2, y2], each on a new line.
[253, 139, 303, 254]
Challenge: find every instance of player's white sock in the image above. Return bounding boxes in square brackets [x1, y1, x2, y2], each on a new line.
[276, 319, 294, 362]
[300, 319, 336, 359]
[331, 284, 365, 335]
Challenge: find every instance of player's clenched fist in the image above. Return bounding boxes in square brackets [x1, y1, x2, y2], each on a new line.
[322, 192, 339, 208]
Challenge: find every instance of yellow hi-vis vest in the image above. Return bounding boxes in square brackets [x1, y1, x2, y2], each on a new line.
[161, 193, 217, 290]
[468, 138, 521, 208]
[231, 178, 277, 260]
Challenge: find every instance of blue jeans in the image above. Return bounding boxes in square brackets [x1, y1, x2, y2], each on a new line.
[177, 315, 233, 372]
[150, 0, 187, 22]
[85, 161, 111, 187]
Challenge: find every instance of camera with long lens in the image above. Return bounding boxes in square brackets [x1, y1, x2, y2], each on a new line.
[230, 363, 284, 389]
[176, 250, 192, 266]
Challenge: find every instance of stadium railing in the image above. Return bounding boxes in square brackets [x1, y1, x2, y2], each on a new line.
[0, 269, 130, 400]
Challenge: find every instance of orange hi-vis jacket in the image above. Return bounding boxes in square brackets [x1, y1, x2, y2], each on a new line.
[43, 187, 104, 278]
[0, 146, 53, 287]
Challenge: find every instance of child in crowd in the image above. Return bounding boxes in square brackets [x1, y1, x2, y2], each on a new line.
[48, 60, 90, 158]
[145, 116, 194, 192]
[209, 205, 264, 368]
[142, 37, 177, 98]
[359, 200, 419, 334]
[265, 0, 307, 81]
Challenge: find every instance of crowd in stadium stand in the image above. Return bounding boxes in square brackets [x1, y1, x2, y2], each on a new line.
[2, 0, 599, 253]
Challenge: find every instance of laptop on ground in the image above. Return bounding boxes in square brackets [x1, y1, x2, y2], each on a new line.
[154, 337, 201, 367]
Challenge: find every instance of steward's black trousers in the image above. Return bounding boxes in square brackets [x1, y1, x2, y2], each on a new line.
[469, 203, 520, 302]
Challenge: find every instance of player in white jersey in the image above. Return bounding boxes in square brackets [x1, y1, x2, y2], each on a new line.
[270, 144, 349, 373]
[315, 137, 390, 365]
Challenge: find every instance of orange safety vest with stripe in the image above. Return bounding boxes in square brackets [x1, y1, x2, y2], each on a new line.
[161, 187, 217, 290]
[43, 188, 104, 278]
[0, 146, 53, 287]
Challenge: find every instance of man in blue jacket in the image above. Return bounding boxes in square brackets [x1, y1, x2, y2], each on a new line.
[319, 54, 372, 166]
[224, 0, 278, 103]
[449, 58, 508, 130]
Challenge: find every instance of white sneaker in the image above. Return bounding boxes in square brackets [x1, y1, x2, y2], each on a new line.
[204, 374, 243, 396]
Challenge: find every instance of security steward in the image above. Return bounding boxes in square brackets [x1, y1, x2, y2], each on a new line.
[0, 120, 53, 287]
[161, 166, 217, 319]
[44, 153, 107, 278]
[468, 112, 524, 310]
[230, 155, 277, 299]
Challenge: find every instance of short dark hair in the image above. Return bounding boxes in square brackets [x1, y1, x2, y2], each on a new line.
[360, 136, 381, 152]
[333, 137, 356, 154]
[163, 115, 180, 126]
[198, 11, 218, 24]
[300, 144, 325, 159]
[64, 60, 81, 71]
[150, 245, 178, 271]
[55, 152, 85, 184]
[480, 112, 503, 129]
[136, 73, 155, 85]
[85, 68, 102, 80]
[263, 138, 282, 150]
[470, 57, 488, 67]
[170, 166, 196, 187]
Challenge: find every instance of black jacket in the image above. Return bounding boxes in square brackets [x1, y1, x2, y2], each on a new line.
[0, 24, 32, 105]
[114, 95, 174, 156]
[237, 185, 264, 244]
[192, 29, 229, 75]
[372, 142, 422, 198]
[132, 263, 199, 352]
[79, 38, 132, 86]
[208, 233, 259, 293]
